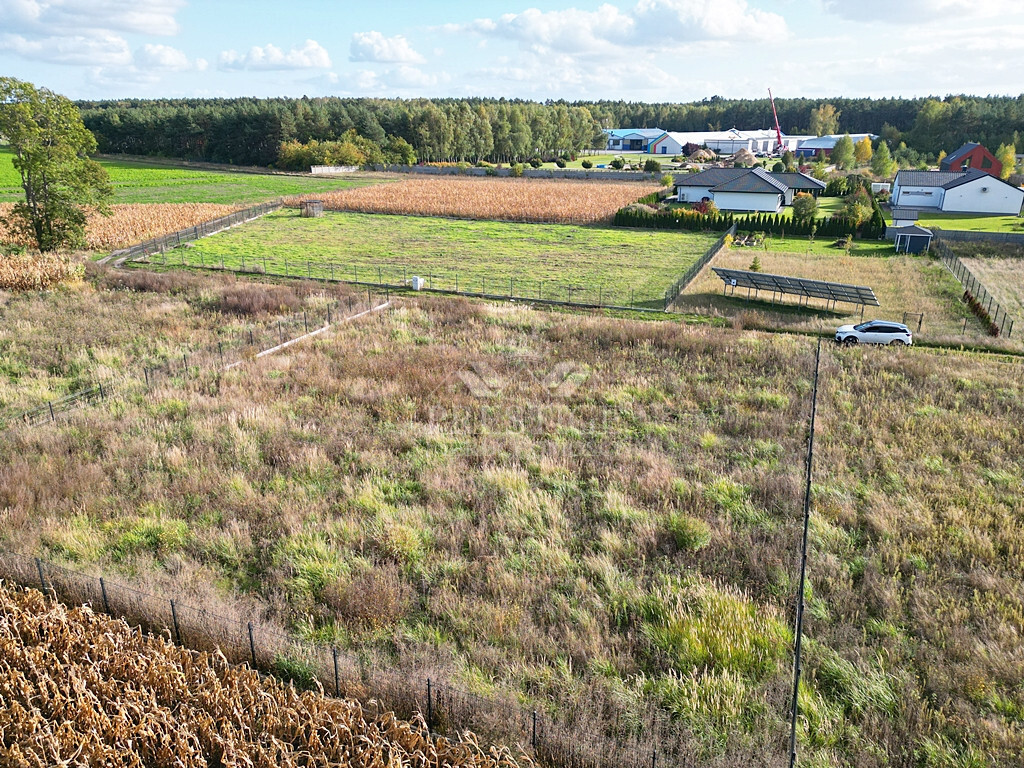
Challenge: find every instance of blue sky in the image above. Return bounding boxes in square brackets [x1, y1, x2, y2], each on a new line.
[2, 0, 1023, 102]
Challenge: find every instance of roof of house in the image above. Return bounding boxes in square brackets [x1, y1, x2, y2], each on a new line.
[711, 167, 788, 194]
[672, 167, 749, 187]
[939, 142, 983, 169]
[768, 172, 826, 190]
[797, 133, 878, 150]
[894, 170, 968, 188]
[893, 225, 933, 236]
[895, 168, 1022, 192]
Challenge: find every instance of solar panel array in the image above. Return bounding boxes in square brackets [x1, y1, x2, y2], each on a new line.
[711, 267, 880, 306]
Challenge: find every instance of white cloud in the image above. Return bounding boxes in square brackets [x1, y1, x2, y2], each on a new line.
[219, 39, 332, 70]
[137, 43, 192, 71]
[0, 0, 185, 36]
[0, 32, 132, 66]
[349, 65, 448, 94]
[349, 31, 425, 63]
[450, 0, 786, 57]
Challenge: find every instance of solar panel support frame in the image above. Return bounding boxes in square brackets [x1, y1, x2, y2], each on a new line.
[711, 267, 879, 307]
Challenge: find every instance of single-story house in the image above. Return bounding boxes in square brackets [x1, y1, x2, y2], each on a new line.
[893, 225, 933, 254]
[794, 133, 878, 158]
[891, 168, 1024, 215]
[940, 142, 1001, 177]
[603, 128, 665, 152]
[673, 167, 787, 212]
[767, 172, 827, 204]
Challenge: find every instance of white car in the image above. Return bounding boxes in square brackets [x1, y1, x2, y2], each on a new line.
[835, 320, 913, 346]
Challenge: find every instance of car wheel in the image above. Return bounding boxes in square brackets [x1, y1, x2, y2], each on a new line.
[889, 339, 906, 346]
[842, 336, 858, 345]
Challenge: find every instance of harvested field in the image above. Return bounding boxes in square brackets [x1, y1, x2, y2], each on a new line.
[0, 202, 243, 250]
[0, 580, 523, 768]
[285, 176, 661, 224]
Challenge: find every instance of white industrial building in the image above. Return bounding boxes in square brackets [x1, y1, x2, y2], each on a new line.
[648, 129, 810, 156]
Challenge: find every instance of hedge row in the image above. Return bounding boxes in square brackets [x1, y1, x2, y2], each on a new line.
[613, 207, 862, 238]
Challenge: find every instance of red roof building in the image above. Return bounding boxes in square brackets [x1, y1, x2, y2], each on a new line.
[940, 143, 1002, 177]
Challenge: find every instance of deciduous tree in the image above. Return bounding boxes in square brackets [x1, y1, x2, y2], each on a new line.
[810, 103, 840, 136]
[854, 137, 873, 166]
[831, 134, 856, 171]
[0, 77, 111, 251]
[870, 140, 897, 178]
[995, 143, 1016, 179]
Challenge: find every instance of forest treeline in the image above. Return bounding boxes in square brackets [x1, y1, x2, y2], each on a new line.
[77, 95, 1024, 169]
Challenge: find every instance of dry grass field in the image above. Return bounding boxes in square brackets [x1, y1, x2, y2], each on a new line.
[958, 257, 1024, 325]
[1, 275, 1022, 766]
[675, 247, 1021, 349]
[0, 580, 523, 768]
[0, 202, 243, 250]
[285, 176, 661, 224]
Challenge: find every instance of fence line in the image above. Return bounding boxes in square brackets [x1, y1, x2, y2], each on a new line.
[664, 223, 737, 306]
[139, 249, 678, 313]
[368, 164, 661, 182]
[109, 199, 283, 262]
[0, 550, 698, 768]
[930, 227, 1024, 245]
[2, 291, 389, 430]
[933, 236, 1015, 337]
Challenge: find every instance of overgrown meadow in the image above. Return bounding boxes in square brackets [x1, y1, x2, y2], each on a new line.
[1, 276, 1021, 766]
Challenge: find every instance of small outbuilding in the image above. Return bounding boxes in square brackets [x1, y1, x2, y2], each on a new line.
[893, 225, 933, 254]
[300, 199, 324, 217]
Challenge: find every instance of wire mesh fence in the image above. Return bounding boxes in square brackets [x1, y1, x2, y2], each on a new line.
[136, 248, 675, 313]
[5, 291, 389, 430]
[109, 200, 283, 262]
[933, 236, 1015, 337]
[0, 550, 702, 768]
[664, 224, 736, 306]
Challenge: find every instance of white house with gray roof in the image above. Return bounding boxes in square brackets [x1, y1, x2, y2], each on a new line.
[673, 167, 789, 212]
[891, 169, 1024, 215]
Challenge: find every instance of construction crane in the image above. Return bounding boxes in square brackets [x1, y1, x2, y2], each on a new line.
[768, 88, 784, 155]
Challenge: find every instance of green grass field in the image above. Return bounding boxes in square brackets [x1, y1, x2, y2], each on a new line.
[168, 209, 720, 308]
[885, 209, 1024, 233]
[0, 149, 376, 205]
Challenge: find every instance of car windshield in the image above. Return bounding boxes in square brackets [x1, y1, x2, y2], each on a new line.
[853, 321, 875, 331]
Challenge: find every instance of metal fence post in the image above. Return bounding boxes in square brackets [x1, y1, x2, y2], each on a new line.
[247, 622, 257, 667]
[48, 401, 55, 423]
[35, 557, 47, 594]
[532, 710, 537, 748]
[333, 647, 340, 697]
[99, 577, 110, 614]
[170, 599, 182, 645]
[426, 678, 433, 731]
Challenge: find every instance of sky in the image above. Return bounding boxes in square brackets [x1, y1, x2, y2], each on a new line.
[2, 0, 1024, 103]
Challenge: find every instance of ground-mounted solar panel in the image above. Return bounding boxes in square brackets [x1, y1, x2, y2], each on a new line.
[711, 268, 879, 306]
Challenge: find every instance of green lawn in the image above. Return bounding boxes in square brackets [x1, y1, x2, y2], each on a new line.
[0, 149, 378, 205]
[897, 210, 1024, 233]
[159, 209, 720, 308]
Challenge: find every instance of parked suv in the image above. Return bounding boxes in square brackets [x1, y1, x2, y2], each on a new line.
[835, 320, 913, 346]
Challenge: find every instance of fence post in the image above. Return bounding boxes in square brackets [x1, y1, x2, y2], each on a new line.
[48, 401, 55, 423]
[303, 311, 308, 333]
[98, 382, 104, 400]
[426, 678, 433, 731]
[248, 622, 257, 667]
[99, 577, 110, 614]
[170, 599, 182, 645]
[218, 342, 224, 366]
[35, 557, 47, 594]
[249, 329, 254, 346]
[652, 748, 657, 768]
[333, 647, 340, 697]
[327, 305, 332, 325]
[532, 710, 537, 748]
[144, 367, 150, 389]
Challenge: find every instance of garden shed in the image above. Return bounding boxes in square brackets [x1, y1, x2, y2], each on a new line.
[893, 225, 933, 254]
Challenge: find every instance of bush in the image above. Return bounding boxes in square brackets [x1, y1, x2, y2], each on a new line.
[772, 161, 785, 173]
[509, 163, 524, 178]
[692, 200, 719, 217]
[581, 159, 593, 169]
[485, 165, 498, 176]
[749, 255, 762, 272]
[609, 157, 625, 170]
[528, 157, 542, 168]
[661, 174, 674, 187]
[667, 513, 712, 552]
[644, 159, 662, 173]
[555, 158, 567, 168]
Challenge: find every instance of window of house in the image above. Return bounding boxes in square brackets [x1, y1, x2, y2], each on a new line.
[981, 156, 993, 169]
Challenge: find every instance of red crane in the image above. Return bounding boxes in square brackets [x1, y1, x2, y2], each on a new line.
[768, 88, 784, 154]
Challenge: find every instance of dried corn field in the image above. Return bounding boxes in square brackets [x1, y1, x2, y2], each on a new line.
[0, 253, 84, 292]
[286, 177, 661, 224]
[0, 580, 527, 768]
[0, 203, 243, 251]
